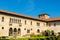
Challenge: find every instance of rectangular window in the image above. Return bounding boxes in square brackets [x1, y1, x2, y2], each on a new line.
[15, 19, 17, 23]
[49, 24, 51, 27]
[46, 22, 48, 26]
[17, 20, 21, 23]
[11, 18, 13, 23]
[17, 20, 19, 23]
[10, 18, 21, 24]
[19, 20, 21, 23]
[27, 30, 30, 33]
[37, 23, 40, 26]
[31, 21, 32, 25]
[9, 24, 12, 26]
[54, 23, 56, 27]
[25, 20, 26, 25]
[10, 18, 13, 23]
[10, 18, 12, 23]
[2, 17, 4, 22]
[14, 19, 15, 23]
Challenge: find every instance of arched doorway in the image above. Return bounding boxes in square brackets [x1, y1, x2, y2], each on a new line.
[37, 29, 40, 33]
[18, 28, 21, 34]
[9, 28, 13, 36]
[13, 28, 17, 37]
[14, 28, 17, 32]
[18, 28, 21, 36]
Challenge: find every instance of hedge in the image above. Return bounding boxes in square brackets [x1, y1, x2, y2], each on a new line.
[0, 36, 60, 40]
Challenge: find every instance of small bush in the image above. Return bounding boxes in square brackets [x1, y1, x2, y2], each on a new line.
[57, 36, 60, 40]
[30, 33, 36, 37]
[1, 39, 9, 40]
[2, 36, 6, 39]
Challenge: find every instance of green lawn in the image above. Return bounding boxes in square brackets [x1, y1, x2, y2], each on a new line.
[0, 36, 60, 40]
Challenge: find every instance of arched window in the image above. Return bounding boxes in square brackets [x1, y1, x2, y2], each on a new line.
[14, 28, 17, 32]
[18, 28, 20, 31]
[18, 28, 21, 34]
[37, 29, 40, 33]
[9, 28, 13, 36]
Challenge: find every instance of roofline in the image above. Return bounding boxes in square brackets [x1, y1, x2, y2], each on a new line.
[0, 10, 60, 22]
[0, 10, 46, 22]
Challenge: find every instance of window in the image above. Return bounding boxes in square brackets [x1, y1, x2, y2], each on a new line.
[24, 28, 26, 30]
[10, 18, 13, 23]
[19, 24, 22, 27]
[2, 17, 4, 22]
[10, 18, 14, 23]
[9, 28, 13, 36]
[54, 23, 56, 27]
[14, 28, 17, 32]
[46, 22, 48, 26]
[25, 20, 26, 25]
[19, 20, 21, 23]
[2, 27, 4, 29]
[37, 29, 40, 33]
[49, 24, 51, 27]
[10, 18, 21, 24]
[10, 18, 11, 23]
[44, 23, 45, 26]
[31, 28, 32, 30]
[15, 19, 17, 23]
[37, 23, 40, 26]
[18, 28, 20, 34]
[27, 30, 30, 33]
[14, 19, 15, 23]
[17, 20, 19, 23]
[17, 20, 21, 23]
[31, 21, 32, 25]
[9, 24, 12, 26]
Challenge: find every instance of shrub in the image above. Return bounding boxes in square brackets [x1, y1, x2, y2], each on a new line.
[50, 30, 55, 36]
[1, 39, 9, 40]
[35, 34, 42, 37]
[57, 35, 60, 40]
[30, 33, 35, 37]
[2, 36, 6, 39]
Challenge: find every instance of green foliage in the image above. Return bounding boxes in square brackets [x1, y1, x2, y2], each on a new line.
[16, 38, 28, 40]
[0, 39, 9, 40]
[30, 33, 36, 37]
[46, 30, 50, 33]
[35, 34, 43, 37]
[57, 36, 60, 40]
[1, 35, 60, 40]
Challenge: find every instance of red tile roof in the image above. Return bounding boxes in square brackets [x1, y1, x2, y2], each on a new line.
[46, 18, 60, 22]
[0, 10, 60, 22]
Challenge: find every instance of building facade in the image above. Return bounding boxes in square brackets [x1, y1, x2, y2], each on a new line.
[0, 10, 60, 37]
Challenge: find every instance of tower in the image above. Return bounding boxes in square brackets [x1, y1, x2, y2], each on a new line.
[38, 13, 50, 19]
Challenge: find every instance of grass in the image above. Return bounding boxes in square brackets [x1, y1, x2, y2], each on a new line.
[0, 36, 60, 40]
[16, 38, 28, 40]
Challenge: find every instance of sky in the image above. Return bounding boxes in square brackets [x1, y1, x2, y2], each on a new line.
[0, 0, 60, 18]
